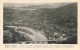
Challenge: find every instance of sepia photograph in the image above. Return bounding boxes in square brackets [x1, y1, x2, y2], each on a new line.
[3, 2, 77, 44]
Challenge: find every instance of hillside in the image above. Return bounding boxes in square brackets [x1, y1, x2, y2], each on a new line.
[3, 3, 77, 44]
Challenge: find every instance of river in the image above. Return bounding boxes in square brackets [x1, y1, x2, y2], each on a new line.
[5, 26, 48, 42]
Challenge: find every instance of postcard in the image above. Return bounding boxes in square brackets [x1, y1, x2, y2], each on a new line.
[0, 0, 80, 50]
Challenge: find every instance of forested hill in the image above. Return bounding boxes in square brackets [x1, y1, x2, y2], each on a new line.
[4, 3, 77, 43]
[35, 3, 77, 38]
